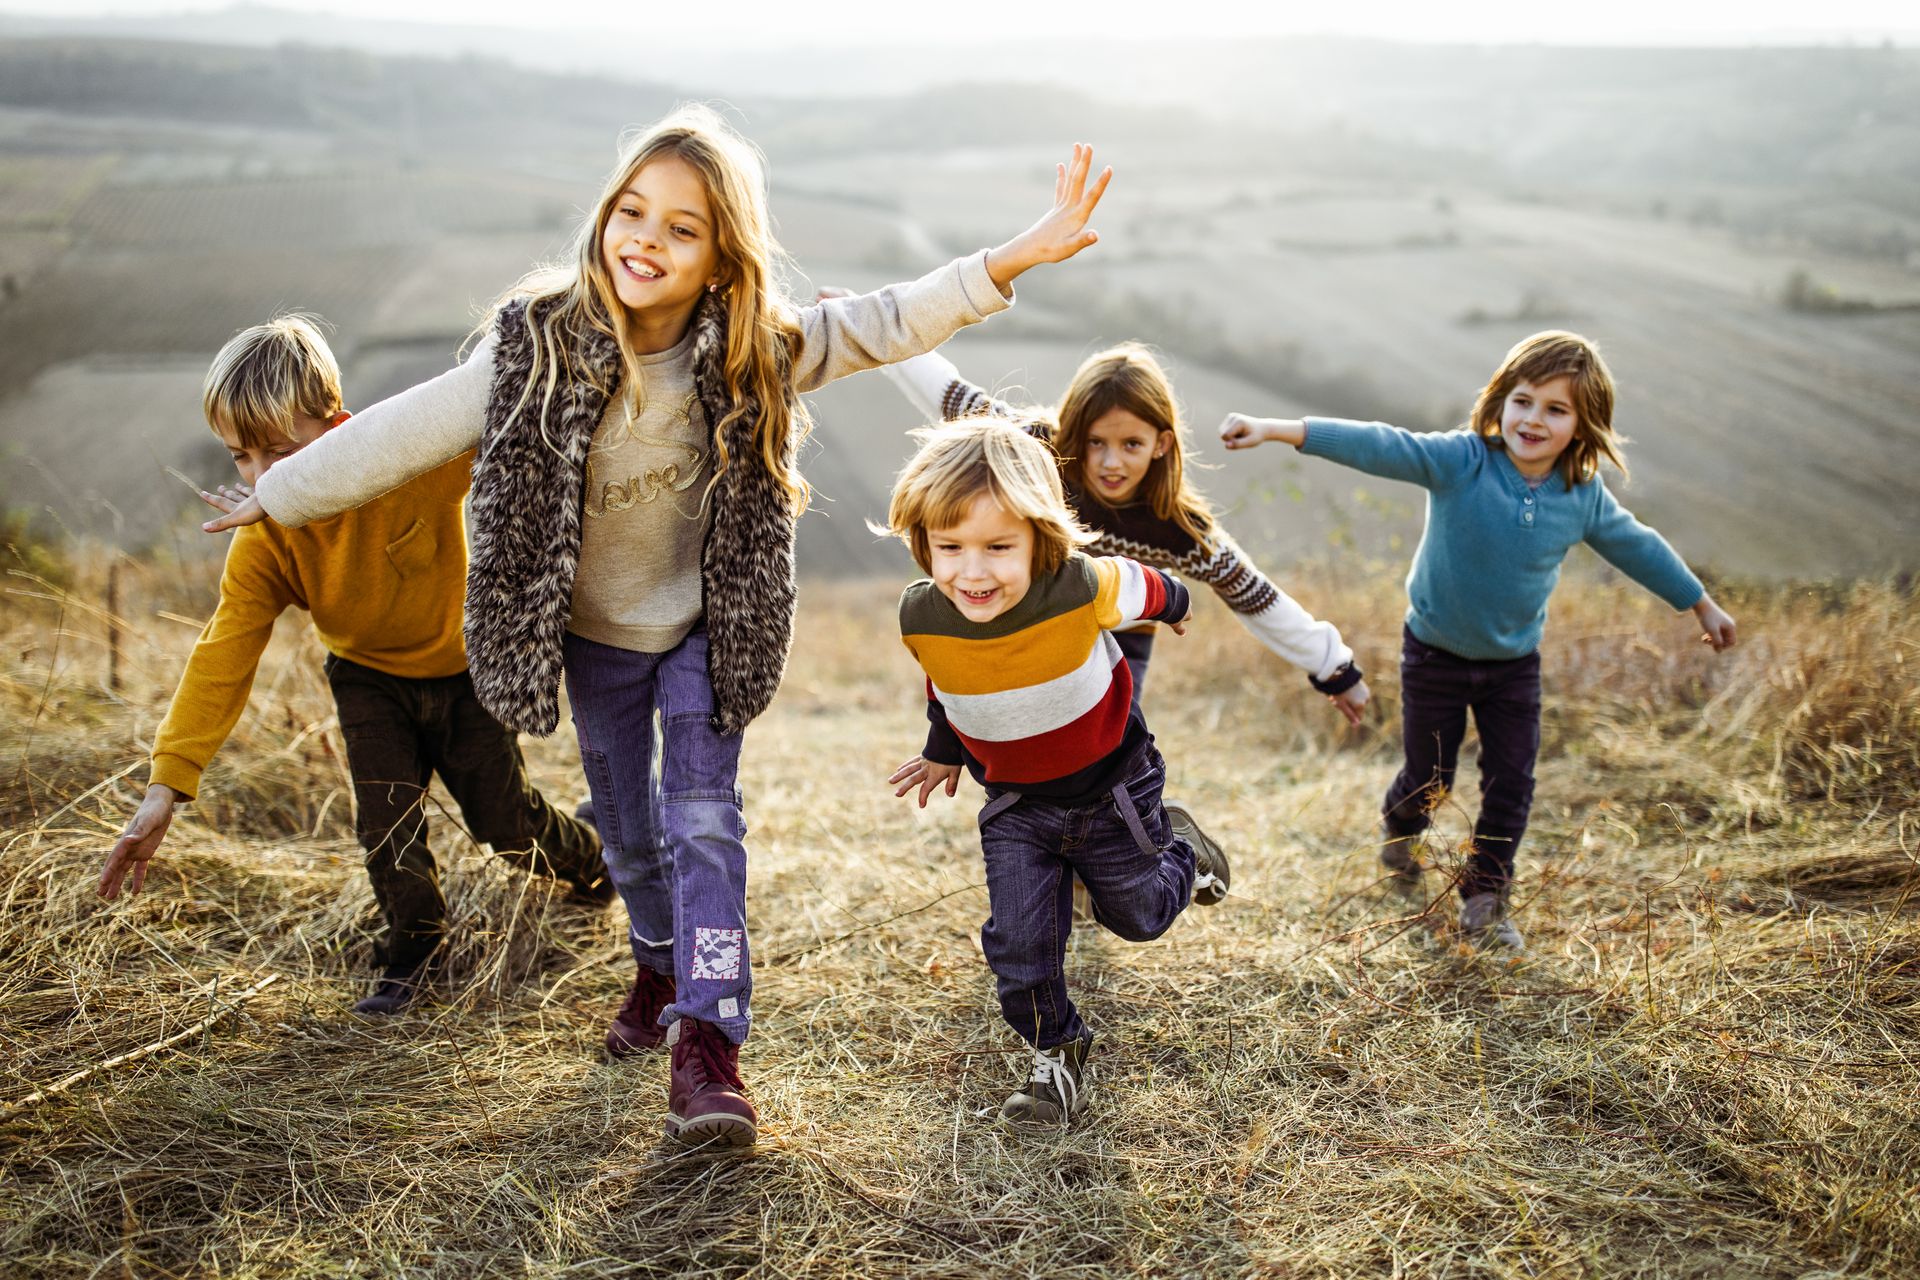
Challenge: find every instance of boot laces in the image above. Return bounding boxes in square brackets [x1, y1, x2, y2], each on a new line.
[679, 1019, 744, 1092]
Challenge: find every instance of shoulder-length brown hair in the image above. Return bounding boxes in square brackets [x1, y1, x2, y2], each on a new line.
[1471, 330, 1627, 485]
[1054, 342, 1216, 548]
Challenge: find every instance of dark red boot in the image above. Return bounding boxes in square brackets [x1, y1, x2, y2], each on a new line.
[664, 1018, 756, 1147]
[605, 964, 676, 1059]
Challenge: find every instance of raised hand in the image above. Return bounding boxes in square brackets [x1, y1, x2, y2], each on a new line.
[985, 143, 1113, 290]
[99, 784, 180, 898]
[888, 754, 962, 808]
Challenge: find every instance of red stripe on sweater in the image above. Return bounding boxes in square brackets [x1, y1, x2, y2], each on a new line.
[950, 658, 1136, 784]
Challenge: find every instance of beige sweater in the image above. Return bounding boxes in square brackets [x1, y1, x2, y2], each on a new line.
[255, 252, 1011, 652]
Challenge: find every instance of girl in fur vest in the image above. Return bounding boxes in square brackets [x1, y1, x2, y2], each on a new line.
[206, 105, 1112, 1147]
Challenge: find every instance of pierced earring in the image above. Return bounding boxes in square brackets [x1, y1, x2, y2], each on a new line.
[707, 282, 720, 294]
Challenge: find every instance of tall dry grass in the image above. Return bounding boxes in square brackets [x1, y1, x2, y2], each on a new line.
[2, 542, 1916, 1277]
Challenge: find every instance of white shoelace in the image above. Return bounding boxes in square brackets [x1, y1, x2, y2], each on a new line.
[1029, 1045, 1082, 1115]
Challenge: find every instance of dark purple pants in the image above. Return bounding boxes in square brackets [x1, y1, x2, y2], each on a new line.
[1381, 627, 1542, 899]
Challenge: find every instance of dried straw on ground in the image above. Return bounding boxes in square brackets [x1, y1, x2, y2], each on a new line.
[3, 547, 1916, 1278]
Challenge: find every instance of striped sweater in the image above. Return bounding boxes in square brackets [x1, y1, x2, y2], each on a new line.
[881, 352, 1352, 682]
[901, 552, 1191, 803]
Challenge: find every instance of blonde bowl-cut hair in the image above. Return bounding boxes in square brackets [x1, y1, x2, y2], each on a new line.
[1055, 342, 1217, 549]
[203, 313, 343, 447]
[1471, 330, 1628, 486]
[881, 420, 1096, 578]
[491, 104, 810, 508]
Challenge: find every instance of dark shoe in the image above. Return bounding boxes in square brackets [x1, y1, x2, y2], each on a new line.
[1459, 891, 1525, 953]
[664, 1018, 757, 1147]
[606, 963, 676, 1059]
[1001, 1033, 1095, 1126]
[567, 800, 618, 904]
[352, 960, 432, 1016]
[1167, 803, 1230, 905]
[1379, 826, 1427, 890]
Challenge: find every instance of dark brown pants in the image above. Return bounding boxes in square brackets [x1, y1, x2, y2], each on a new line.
[325, 654, 602, 970]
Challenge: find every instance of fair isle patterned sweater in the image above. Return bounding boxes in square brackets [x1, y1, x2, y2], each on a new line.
[881, 352, 1352, 683]
[902, 552, 1191, 804]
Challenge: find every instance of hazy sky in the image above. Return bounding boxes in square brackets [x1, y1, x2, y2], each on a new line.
[5, 0, 1915, 45]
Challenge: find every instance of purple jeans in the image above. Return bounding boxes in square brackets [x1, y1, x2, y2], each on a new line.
[563, 629, 753, 1044]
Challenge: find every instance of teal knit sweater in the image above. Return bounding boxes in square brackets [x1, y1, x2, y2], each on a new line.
[1302, 419, 1704, 660]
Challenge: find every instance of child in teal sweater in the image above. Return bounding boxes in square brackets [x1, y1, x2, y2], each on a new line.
[1221, 331, 1735, 951]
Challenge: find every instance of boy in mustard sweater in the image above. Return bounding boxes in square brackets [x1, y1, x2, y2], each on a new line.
[96, 315, 605, 1014]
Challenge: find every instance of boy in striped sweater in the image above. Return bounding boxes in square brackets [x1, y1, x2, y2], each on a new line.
[882, 420, 1229, 1126]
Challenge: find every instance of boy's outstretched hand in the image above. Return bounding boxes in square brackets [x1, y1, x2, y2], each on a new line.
[99, 783, 180, 898]
[985, 143, 1112, 291]
[1693, 595, 1737, 652]
[889, 754, 962, 808]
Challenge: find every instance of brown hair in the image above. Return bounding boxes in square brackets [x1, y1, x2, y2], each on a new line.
[880, 420, 1094, 577]
[203, 313, 343, 447]
[1054, 342, 1216, 547]
[1470, 330, 1627, 485]
[493, 104, 809, 508]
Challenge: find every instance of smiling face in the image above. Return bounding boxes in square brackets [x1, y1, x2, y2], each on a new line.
[1499, 374, 1579, 479]
[1080, 406, 1169, 505]
[599, 152, 722, 330]
[927, 491, 1036, 624]
[218, 411, 340, 487]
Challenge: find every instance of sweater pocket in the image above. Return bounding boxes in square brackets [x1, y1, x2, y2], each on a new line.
[384, 519, 438, 579]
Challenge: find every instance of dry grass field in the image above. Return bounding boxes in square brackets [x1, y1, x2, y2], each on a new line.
[2, 543, 1915, 1277]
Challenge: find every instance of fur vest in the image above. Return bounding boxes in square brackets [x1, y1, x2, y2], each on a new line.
[463, 295, 798, 737]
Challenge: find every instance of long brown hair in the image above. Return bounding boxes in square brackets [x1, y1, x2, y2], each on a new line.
[490, 105, 810, 508]
[1054, 342, 1215, 548]
[1470, 330, 1627, 485]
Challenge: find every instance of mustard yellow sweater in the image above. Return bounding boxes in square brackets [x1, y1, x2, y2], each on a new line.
[148, 452, 474, 799]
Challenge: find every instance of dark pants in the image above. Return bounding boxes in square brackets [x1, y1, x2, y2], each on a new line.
[1381, 627, 1542, 900]
[326, 655, 604, 970]
[562, 629, 754, 1044]
[1114, 628, 1154, 708]
[977, 745, 1196, 1049]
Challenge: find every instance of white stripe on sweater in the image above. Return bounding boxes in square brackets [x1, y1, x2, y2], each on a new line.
[932, 633, 1123, 743]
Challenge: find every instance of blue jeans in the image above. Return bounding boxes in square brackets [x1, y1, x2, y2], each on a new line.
[976, 745, 1196, 1049]
[563, 629, 753, 1043]
[1382, 626, 1543, 899]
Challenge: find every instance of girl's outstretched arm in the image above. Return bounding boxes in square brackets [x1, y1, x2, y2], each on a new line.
[983, 143, 1111, 290]
[1220, 414, 1306, 449]
[793, 147, 1109, 394]
[240, 341, 494, 529]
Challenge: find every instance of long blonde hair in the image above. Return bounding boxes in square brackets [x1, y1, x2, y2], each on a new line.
[492, 104, 809, 506]
[1054, 343, 1216, 549]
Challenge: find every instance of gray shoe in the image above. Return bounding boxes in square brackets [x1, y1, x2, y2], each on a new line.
[1167, 803, 1230, 905]
[1459, 892, 1525, 952]
[1379, 827, 1426, 888]
[1001, 1034, 1094, 1126]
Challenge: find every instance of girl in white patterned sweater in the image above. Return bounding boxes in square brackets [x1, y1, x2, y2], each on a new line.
[862, 336, 1371, 722]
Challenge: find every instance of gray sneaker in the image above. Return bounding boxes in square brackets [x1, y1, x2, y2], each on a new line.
[1001, 1034, 1095, 1126]
[1166, 803, 1230, 905]
[1379, 827, 1427, 889]
[1459, 892, 1525, 952]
